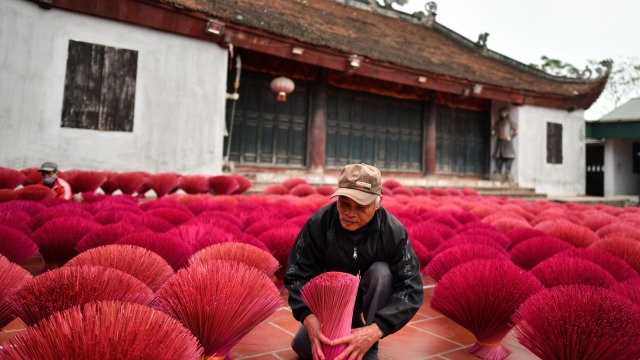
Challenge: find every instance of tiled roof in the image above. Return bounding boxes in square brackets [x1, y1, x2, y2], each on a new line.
[157, 0, 608, 106]
[596, 98, 640, 122]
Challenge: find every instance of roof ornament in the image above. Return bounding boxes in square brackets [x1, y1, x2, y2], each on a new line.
[382, 0, 409, 9]
[424, 2, 437, 26]
[411, 1, 437, 27]
[596, 59, 614, 78]
[569, 67, 592, 79]
[569, 59, 613, 80]
[476, 32, 489, 49]
[425, 2, 437, 16]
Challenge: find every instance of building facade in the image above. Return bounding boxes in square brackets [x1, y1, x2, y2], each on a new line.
[0, 0, 610, 195]
[587, 98, 640, 196]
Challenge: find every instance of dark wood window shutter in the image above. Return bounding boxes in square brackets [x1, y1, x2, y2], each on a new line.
[61, 40, 137, 132]
[547, 122, 563, 164]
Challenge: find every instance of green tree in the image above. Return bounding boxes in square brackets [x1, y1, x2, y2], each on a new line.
[529, 55, 580, 77]
[593, 57, 640, 111]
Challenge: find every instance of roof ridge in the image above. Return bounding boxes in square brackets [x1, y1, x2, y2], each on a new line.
[338, 0, 611, 84]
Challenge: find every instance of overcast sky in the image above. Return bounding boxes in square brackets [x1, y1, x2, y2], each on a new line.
[393, 0, 640, 119]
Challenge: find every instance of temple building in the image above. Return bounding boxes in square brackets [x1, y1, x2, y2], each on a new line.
[0, 0, 610, 196]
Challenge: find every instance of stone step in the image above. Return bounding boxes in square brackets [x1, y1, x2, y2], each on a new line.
[243, 172, 519, 190]
[548, 195, 639, 208]
[243, 173, 547, 200]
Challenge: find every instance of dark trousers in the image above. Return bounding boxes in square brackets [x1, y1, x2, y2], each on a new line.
[291, 262, 393, 360]
[495, 158, 514, 174]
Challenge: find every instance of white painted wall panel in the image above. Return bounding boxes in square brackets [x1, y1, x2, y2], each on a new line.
[604, 140, 640, 196]
[0, 0, 228, 174]
[515, 105, 586, 196]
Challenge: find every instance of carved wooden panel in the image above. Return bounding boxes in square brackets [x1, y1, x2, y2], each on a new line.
[61, 40, 137, 132]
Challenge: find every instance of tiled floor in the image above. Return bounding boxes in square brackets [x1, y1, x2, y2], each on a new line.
[227, 275, 540, 360]
[0, 273, 540, 360]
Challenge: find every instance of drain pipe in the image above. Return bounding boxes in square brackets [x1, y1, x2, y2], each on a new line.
[223, 54, 242, 172]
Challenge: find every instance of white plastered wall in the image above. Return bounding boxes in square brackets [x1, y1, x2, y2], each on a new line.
[0, 0, 228, 174]
[604, 139, 640, 196]
[513, 105, 586, 196]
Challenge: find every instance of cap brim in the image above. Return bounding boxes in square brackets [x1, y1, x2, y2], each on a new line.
[39, 167, 56, 172]
[331, 188, 378, 206]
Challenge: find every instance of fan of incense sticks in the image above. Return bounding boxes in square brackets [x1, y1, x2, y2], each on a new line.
[31, 216, 101, 267]
[144, 206, 194, 226]
[188, 242, 280, 277]
[0, 255, 32, 329]
[209, 175, 240, 195]
[230, 175, 252, 195]
[15, 185, 56, 201]
[508, 235, 574, 270]
[66, 170, 107, 194]
[610, 277, 640, 306]
[111, 171, 148, 195]
[431, 258, 544, 360]
[0, 167, 26, 189]
[264, 183, 290, 195]
[28, 205, 93, 231]
[0, 224, 38, 264]
[531, 256, 617, 288]
[504, 227, 547, 250]
[549, 247, 639, 282]
[258, 226, 300, 282]
[154, 260, 282, 358]
[534, 219, 599, 247]
[512, 285, 640, 360]
[75, 222, 148, 252]
[168, 222, 235, 252]
[425, 243, 508, 282]
[301, 271, 360, 360]
[0, 209, 32, 235]
[145, 172, 180, 197]
[591, 236, 640, 273]
[9, 265, 155, 326]
[179, 174, 211, 194]
[117, 232, 192, 270]
[0, 301, 203, 359]
[66, 244, 174, 292]
[0, 199, 45, 216]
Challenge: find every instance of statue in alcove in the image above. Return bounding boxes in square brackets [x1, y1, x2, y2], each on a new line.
[492, 107, 518, 175]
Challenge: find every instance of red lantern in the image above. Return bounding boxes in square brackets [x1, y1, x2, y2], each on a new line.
[270, 76, 295, 102]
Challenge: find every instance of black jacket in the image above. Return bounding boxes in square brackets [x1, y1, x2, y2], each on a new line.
[284, 202, 424, 337]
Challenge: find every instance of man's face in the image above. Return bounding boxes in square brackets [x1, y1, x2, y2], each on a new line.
[336, 195, 380, 231]
[40, 170, 56, 180]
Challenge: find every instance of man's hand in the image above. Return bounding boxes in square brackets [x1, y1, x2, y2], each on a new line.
[303, 314, 332, 360]
[331, 323, 383, 360]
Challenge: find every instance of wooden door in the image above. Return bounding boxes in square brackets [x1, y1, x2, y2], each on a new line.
[435, 106, 489, 175]
[325, 87, 423, 171]
[225, 71, 308, 167]
[586, 142, 604, 196]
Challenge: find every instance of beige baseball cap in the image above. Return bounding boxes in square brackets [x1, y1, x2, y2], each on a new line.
[331, 163, 382, 205]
